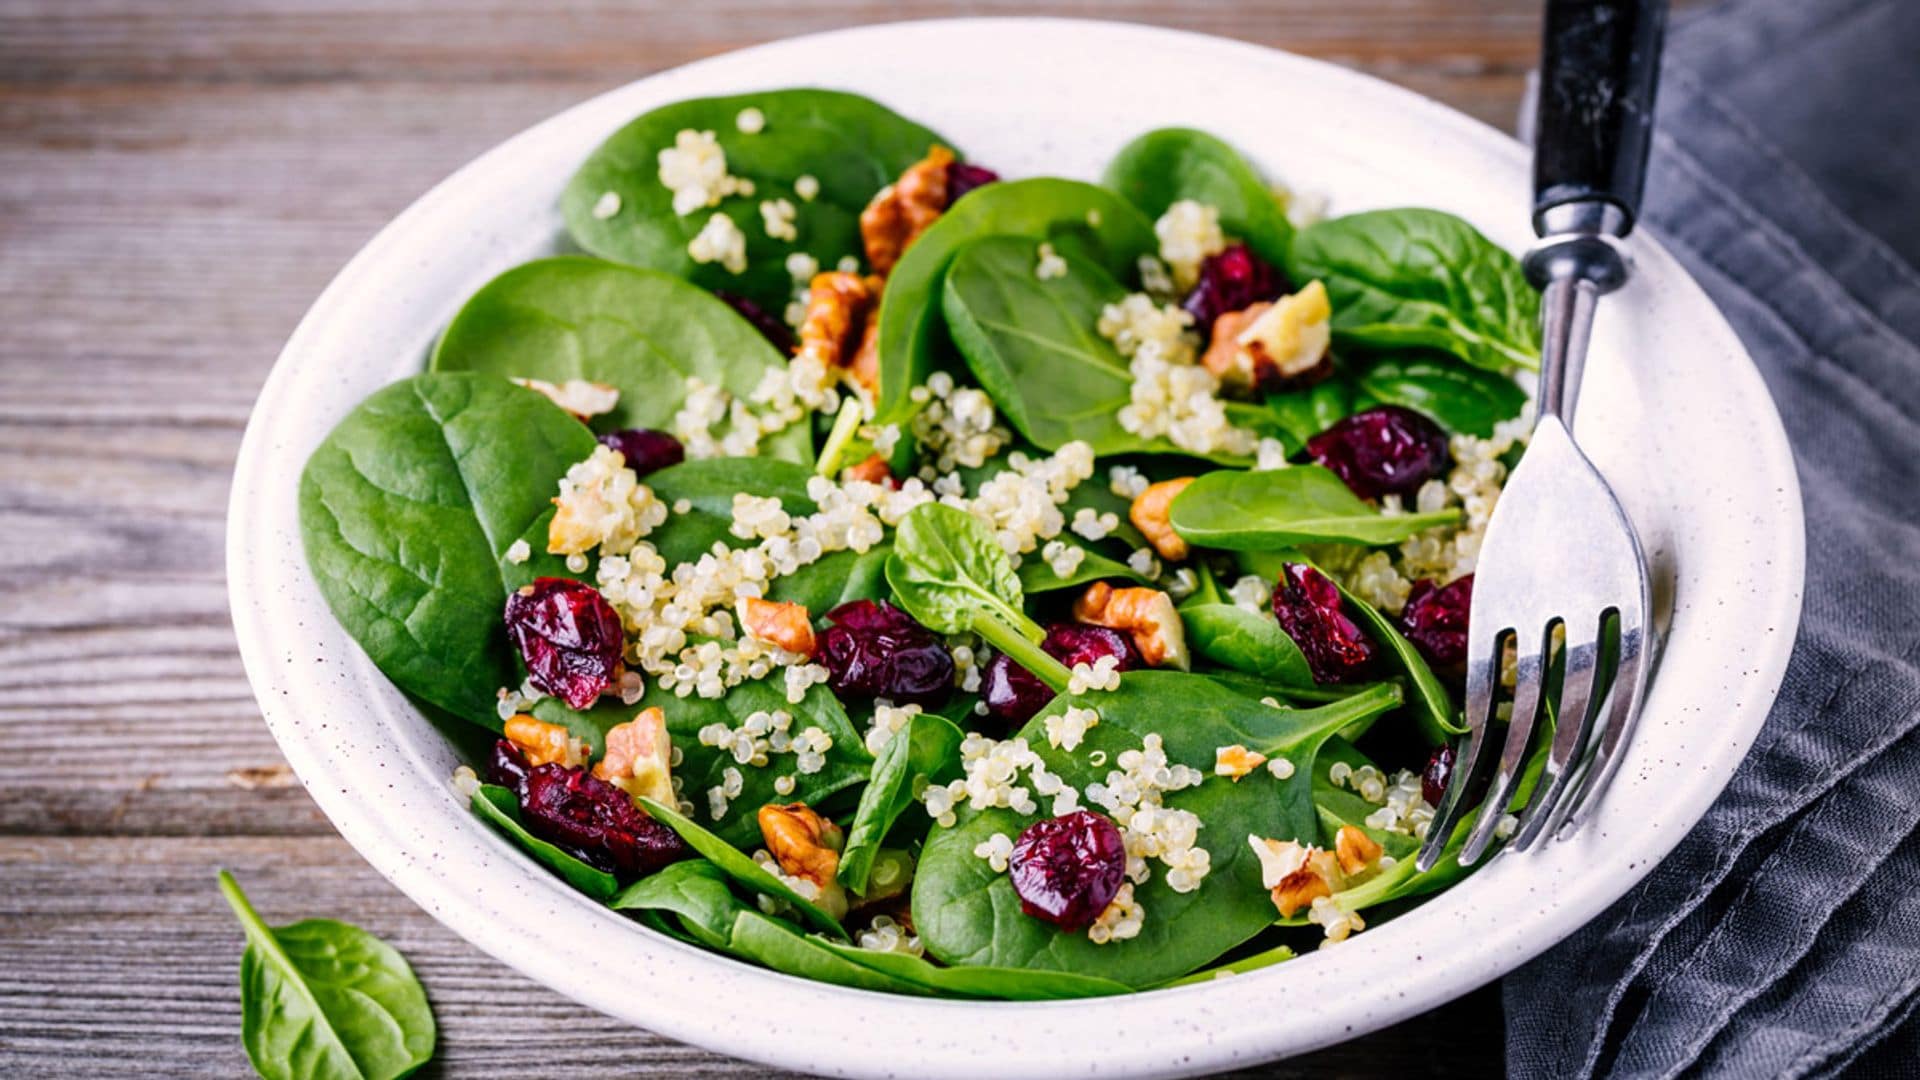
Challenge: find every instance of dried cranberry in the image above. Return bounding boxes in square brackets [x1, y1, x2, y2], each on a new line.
[1401, 575, 1473, 674]
[487, 738, 532, 797]
[1304, 405, 1452, 501]
[714, 290, 796, 354]
[945, 161, 1000, 204]
[1422, 744, 1456, 807]
[504, 578, 626, 710]
[982, 623, 1144, 726]
[596, 429, 685, 477]
[519, 762, 690, 879]
[1181, 243, 1289, 337]
[1010, 810, 1128, 931]
[817, 600, 954, 707]
[1272, 563, 1376, 684]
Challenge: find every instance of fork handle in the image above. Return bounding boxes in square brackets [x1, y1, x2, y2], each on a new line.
[1532, 0, 1669, 238]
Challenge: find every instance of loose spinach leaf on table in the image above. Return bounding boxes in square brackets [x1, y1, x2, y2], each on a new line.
[535, 677, 871, 850]
[430, 256, 809, 463]
[636, 796, 848, 939]
[941, 235, 1281, 460]
[912, 672, 1401, 986]
[1288, 208, 1541, 372]
[1168, 465, 1459, 550]
[1101, 127, 1294, 270]
[217, 871, 435, 1080]
[299, 372, 597, 727]
[469, 784, 620, 901]
[813, 938, 1133, 1000]
[561, 89, 951, 312]
[873, 178, 1157, 426]
[838, 710, 966, 893]
[1352, 351, 1527, 438]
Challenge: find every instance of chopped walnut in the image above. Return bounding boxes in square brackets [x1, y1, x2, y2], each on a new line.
[511, 377, 620, 420]
[759, 802, 849, 917]
[591, 706, 674, 804]
[1199, 302, 1270, 388]
[1074, 582, 1190, 671]
[1247, 835, 1341, 918]
[503, 715, 589, 769]
[1334, 824, 1384, 877]
[736, 596, 817, 656]
[859, 145, 953, 275]
[846, 308, 881, 395]
[1235, 280, 1333, 392]
[1129, 477, 1195, 561]
[1214, 744, 1269, 782]
[797, 271, 884, 397]
[845, 452, 893, 485]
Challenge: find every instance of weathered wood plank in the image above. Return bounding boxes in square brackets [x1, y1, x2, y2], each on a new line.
[0, 835, 1505, 1077]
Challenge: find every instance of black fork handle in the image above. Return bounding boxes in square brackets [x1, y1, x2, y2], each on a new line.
[1532, 0, 1669, 238]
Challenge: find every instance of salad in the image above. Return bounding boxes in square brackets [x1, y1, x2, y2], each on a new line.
[299, 88, 1548, 998]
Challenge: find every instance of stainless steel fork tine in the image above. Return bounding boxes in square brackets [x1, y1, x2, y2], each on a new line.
[1458, 624, 1552, 867]
[1552, 604, 1651, 839]
[1415, 628, 1504, 871]
[1509, 619, 1603, 851]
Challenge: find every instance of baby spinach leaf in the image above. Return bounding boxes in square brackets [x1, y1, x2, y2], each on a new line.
[536, 677, 870, 850]
[1352, 352, 1527, 437]
[299, 372, 598, 728]
[886, 503, 1043, 639]
[1169, 465, 1460, 550]
[1178, 601, 1315, 687]
[609, 859, 748, 949]
[1339, 584, 1462, 743]
[912, 672, 1401, 986]
[469, 784, 620, 901]
[728, 911, 929, 994]
[430, 256, 808, 463]
[1262, 378, 1356, 449]
[838, 711, 965, 893]
[1101, 127, 1294, 269]
[813, 938, 1132, 999]
[1309, 738, 1419, 857]
[941, 236, 1280, 461]
[561, 89, 950, 312]
[217, 871, 435, 1080]
[767, 544, 893, 614]
[636, 796, 848, 939]
[1062, 478, 1149, 551]
[1017, 540, 1149, 594]
[645, 457, 818, 564]
[1288, 208, 1540, 372]
[873, 178, 1157, 425]
[1157, 941, 1296, 988]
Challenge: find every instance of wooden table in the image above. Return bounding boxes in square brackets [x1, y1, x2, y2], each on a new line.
[0, 2, 1542, 1074]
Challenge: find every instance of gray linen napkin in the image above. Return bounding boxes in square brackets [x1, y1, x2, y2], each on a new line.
[1502, 0, 1920, 1077]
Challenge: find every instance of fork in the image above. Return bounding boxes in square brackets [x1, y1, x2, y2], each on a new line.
[1416, 0, 1665, 872]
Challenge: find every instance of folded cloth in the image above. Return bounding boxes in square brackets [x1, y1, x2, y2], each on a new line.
[1501, 0, 1920, 1077]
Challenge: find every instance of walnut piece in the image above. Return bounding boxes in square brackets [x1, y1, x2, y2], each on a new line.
[859, 145, 953, 275]
[503, 715, 589, 769]
[592, 706, 674, 804]
[758, 802, 849, 918]
[1129, 477, 1195, 561]
[1074, 582, 1190, 671]
[736, 596, 817, 657]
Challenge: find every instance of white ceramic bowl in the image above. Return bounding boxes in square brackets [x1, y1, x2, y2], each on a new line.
[228, 18, 1803, 1077]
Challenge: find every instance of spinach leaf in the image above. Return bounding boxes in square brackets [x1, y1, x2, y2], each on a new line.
[635, 796, 848, 939]
[430, 256, 808, 463]
[813, 938, 1132, 1000]
[728, 912, 930, 994]
[768, 544, 893, 614]
[1353, 352, 1527, 437]
[1101, 127, 1294, 269]
[469, 784, 620, 901]
[217, 871, 435, 1080]
[941, 235, 1279, 461]
[1062, 477, 1149, 551]
[535, 677, 870, 849]
[561, 89, 950, 312]
[1178, 601, 1315, 686]
[1169, 465, 1460, 550]
[1262, 378, 1355, 449]
[886, 501, 1040, 630]
[1288, 209, 1540, 371]
[1310, 738, 1420, 858]
[838, 711, 966, 893]
[299, 372, 598, 727]
[609, 859, 749, 949]
[645, 457, 817, 565]
[912, 672, 1401, 986]
[1158, 941, 1295, 988]
[1339, 584, 1462, 743]
[1017, 540, 1149, 594]
[873, 179, 1157, 425]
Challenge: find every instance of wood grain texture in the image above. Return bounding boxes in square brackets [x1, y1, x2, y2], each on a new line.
[0, 0, 1533, 1074]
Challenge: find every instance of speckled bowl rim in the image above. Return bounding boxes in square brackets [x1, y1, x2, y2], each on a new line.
[228, 18, 1804, 1078]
